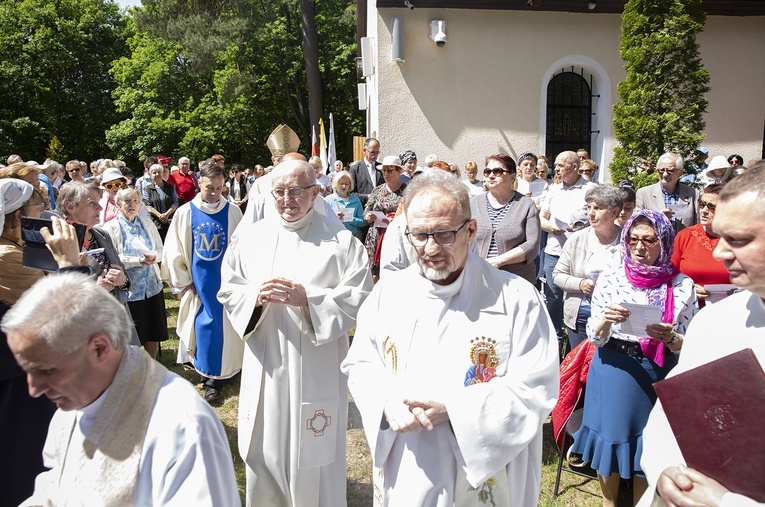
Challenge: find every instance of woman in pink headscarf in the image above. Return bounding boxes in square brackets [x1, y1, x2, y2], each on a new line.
[568, 209, 698, 507]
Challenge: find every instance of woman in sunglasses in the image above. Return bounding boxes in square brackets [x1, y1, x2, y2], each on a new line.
[469, 154, 540, 285]
[568, 209, 697, 507]
[671, 183, 731, 309]
[98, 166, 129, 225]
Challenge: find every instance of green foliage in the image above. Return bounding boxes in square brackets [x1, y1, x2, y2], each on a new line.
[0, 0, 128, 161]
[46, 136, 68, 162]
[107, 0, 362, 166]
[610, 0, 710, 188]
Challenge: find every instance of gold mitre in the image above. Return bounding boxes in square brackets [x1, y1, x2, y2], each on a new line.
[266, 124, 301, 157]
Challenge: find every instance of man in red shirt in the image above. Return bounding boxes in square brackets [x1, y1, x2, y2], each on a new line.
[168, 157, 198, 205]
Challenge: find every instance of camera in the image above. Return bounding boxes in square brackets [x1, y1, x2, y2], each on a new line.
[429, 20, 447, 48]
[404, 0, 414, 9]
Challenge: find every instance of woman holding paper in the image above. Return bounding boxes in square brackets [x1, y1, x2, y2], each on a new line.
[363, 155, 406, 278]
[671, 184, 732, 308]
[102, 187, 168, 358]
[328, 172, 365, 238]
[552, 185, 624, 351]
[569, 209, 698, 507]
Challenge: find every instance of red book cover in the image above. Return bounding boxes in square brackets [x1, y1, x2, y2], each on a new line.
[654, 348, 765, 502]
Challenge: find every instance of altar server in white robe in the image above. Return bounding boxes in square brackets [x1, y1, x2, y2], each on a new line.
[218, 160, 373, 507]
[341, 170, 559, 507]
[161, 164, 243, 402]
[4, 272, 239, 506]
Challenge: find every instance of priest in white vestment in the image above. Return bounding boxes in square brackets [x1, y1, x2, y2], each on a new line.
[3, 272, 240, 506]
[341, 171, 559, 507]
[638, 168, 765, 507]
[161, 164, 243, 402]
[218, 160, 373, 507]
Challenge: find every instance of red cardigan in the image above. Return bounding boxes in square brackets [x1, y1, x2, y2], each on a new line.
[672, 224, 730, 307]
[551, 340, 595, 448]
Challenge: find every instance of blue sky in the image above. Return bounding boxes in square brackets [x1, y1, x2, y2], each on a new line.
[116, 0, 142, 9]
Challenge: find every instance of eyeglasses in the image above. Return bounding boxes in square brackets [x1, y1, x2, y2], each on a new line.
[271, 185, 316, 199]
[698, 199, 716, 212]
[381, 168, 400, 174]
[24, 203, 45, 212]
[657, 168, 677, 175]
[67, 168, 80, 173]
[628, 236, 660, 248]
[104, 181, 124, 190]
[405, 219, 470, 247]
[483, 168, 510, 177]
[579, 169, 595, 175]
[365, 150, 380, 155]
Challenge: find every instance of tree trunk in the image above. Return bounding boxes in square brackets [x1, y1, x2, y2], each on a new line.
[299, 0, 322, 135]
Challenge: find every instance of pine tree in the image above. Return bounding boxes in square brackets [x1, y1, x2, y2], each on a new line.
[610, 0, 710, 187]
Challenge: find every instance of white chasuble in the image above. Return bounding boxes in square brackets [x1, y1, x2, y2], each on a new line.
[342, 253, 560, 507]
[219, 206, 373, 507]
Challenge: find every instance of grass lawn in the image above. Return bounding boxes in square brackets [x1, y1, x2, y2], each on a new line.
[160, 289, 602, 506]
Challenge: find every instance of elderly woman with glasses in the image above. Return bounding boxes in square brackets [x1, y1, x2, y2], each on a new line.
[470, 154, 540, 285]
[102, 187, 167, 358]
[671, 183, 731, 309]
[57, 181, 140, 347]
[568, 209, 697, 507]
[553, 185, 624, 350]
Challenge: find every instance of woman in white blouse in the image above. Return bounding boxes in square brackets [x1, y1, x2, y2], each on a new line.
[568, 209, 698, 507]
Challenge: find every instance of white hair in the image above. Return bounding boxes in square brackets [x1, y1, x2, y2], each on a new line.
[1, 272, 132, 354]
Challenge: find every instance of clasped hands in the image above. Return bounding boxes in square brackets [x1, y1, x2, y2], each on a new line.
[384, 397, 449, 433]
[257, 277, 307, 307]
[656, 465, 728, 507]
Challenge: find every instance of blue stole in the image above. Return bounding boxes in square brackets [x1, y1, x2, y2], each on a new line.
[190, 201, 230, 377]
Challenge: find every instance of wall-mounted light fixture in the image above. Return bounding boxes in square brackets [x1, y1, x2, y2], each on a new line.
[360, 37, 374, 76]
[358, 83, 367, 110]
[392, 18, 405, 62]
[588, 0, 597, 10]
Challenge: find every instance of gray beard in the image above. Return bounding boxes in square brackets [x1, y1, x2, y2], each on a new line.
[419, 264, 451, 282]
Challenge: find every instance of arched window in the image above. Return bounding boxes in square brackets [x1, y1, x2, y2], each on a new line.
[545, 69, 593, 159]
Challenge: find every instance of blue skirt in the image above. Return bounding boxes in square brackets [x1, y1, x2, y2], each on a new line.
[570, 345, 677, 479]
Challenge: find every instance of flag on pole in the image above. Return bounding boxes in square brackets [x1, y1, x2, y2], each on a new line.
[319, 118, 328, 172]
[328, 113, 337, 173]
[311, 125, 318, 157]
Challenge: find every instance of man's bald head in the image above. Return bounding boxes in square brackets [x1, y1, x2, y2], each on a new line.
[282, 152, 307, 162]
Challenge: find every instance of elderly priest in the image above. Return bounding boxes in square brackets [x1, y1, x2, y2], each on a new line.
[218, 160, 373, 506]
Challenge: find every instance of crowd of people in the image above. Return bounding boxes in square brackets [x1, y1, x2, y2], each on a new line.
[0, 138, 763, 507]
